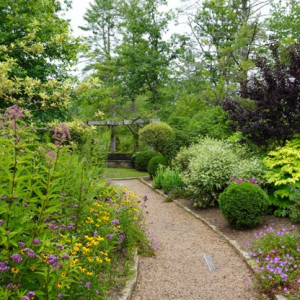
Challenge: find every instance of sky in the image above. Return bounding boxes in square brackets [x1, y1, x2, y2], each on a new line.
[65, 0, 186, 38]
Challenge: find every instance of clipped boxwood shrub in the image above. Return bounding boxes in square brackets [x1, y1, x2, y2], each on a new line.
[147, 155, 168, 178]
[219, 182, 269, 229]
[134, 150, 156, 171]
[139, 122, 174, 154]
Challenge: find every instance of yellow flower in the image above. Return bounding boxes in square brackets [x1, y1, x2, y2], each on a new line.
[31, 266, 35, 271]
[57, 282, 63, 289]
[96, 257, 103, 263]
[105, 257, 111, 263]
[88, 257, 94, 263]
[61, 273, 66, 278]
[11, 267, 19, 274]
[87, 271, 93, 276]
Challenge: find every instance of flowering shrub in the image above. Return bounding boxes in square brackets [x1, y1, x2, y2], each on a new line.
[0, 105, 154, 299]
[227, 177, 264, 186]
[249, 226, 300, 299]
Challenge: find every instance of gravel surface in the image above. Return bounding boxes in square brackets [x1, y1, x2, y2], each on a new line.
[113, 179, 259, 300]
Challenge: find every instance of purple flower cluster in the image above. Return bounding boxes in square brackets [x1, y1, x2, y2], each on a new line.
[52, 123, 71, 145]
[0, 260, 10, 273]
[23, 248, 38, 259]
[47, 255, 60, 266]
[112, 219, 119, 226]
[249, 226, 300, 295]
[4, 105, 25, 120]
[228, 177, 263, 186]
[11, 253, 23, 263]
[118, 233, 125, 244]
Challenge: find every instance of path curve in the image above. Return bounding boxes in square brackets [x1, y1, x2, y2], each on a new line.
[113, 179, 258, 300]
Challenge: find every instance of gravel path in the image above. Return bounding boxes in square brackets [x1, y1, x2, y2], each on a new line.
[113, 179, 258, 300]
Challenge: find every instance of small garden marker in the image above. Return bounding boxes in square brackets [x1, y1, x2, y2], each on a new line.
[204, 254, 217, 272]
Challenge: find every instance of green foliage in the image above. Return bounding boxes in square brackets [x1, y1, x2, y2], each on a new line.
[0, 0, 81, 121]
[49, 119, 97, 147]
[219, 183, 269, 229]
[147, 155, 168, 178]
[139, 122, 174, 154]
[153, 166, 165, 189]
[165, 107, 233, 160]
[188, 106, 233, 140]
[0, 105, 154, 299]
[249, 226, 300, 298]
[177, 137, 264, 208]
[134, 150, 156, 171]
[263, 136, 300, 217]
[289, 188, 300, 223]
[152, 166, 184, 194]
[161, 168, 184, 194]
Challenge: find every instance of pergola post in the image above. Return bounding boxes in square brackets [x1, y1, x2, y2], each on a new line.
[110, 125, 117, 152]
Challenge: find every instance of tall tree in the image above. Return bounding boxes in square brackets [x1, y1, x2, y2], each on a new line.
[116, 0, 172, 111]
[183, 0, 266, 100]
[80, 0, 120, 81]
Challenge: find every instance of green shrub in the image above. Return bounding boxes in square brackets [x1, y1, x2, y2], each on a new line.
[178, 137, 264, 208]
[153, 166, 184, 194]
[134, 150, 156, 171]
[139, 122, 174, 154]
[153, 165, 165, 189]
[161, 167, 184, 194]
[147, 155, 168, 178]
[219, 183, 269, 229]
[263, 136, 300, 217]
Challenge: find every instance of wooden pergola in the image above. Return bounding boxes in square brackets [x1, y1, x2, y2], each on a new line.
[85, 118, 160, 152]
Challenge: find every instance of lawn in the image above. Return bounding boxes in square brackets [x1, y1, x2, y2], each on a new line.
[103, 168, 148, 179]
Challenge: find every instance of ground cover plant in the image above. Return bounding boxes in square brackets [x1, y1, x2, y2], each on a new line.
[0, 105, 154, 299]
[249, 226, 300, 299]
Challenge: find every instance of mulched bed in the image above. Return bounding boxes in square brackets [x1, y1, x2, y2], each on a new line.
[176, 197, 300, 252]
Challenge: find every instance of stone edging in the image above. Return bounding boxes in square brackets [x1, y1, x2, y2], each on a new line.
[138, 178, 287, 300]
[109, 176, 149, 181]
[116, 249, 139, 300]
